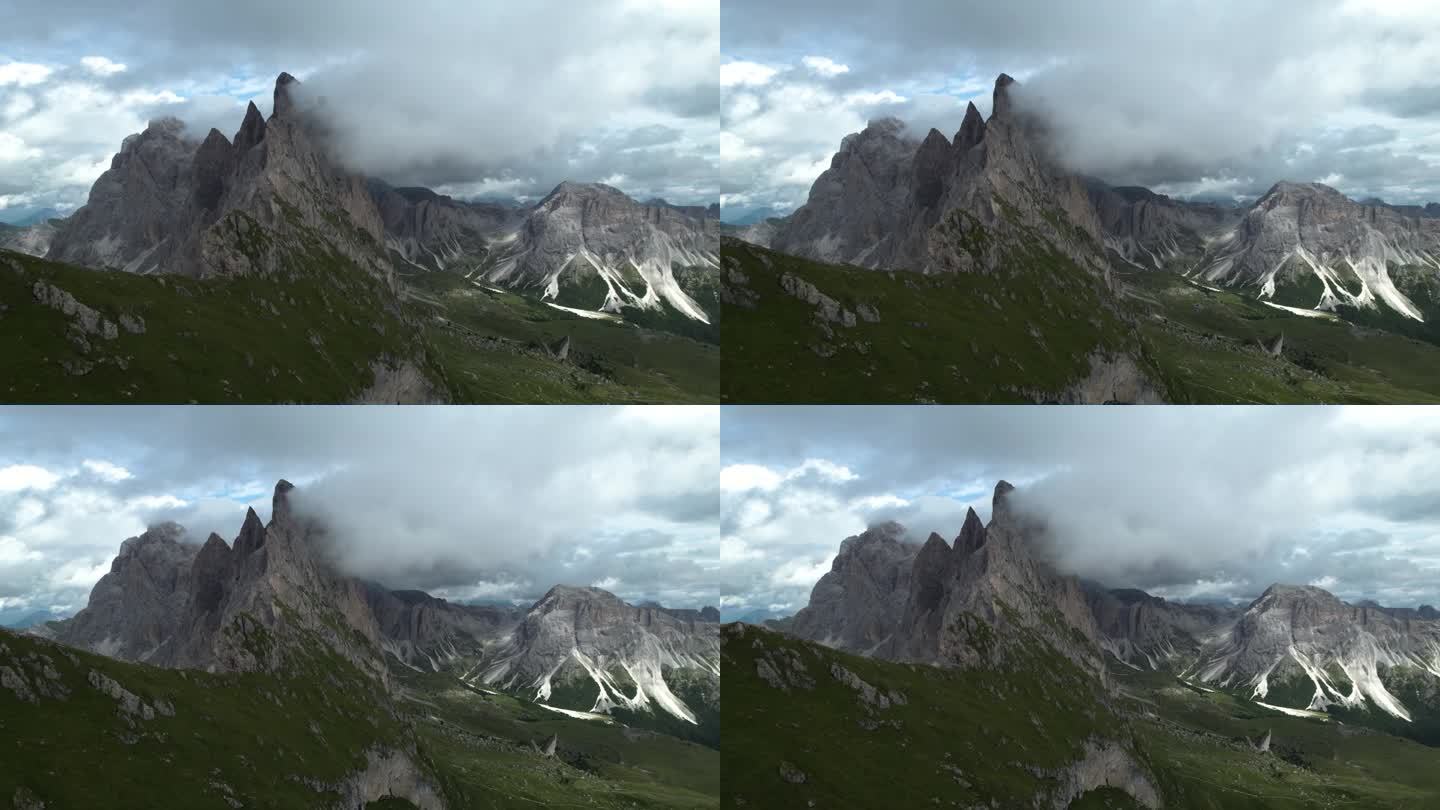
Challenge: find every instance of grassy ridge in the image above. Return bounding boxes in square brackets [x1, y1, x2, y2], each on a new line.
[721, 226, 1143, 403]
[407, 272, 718, 403]
[0, 246, 441, 403]
[721, 621, 1136, 809]
[0, 627, 411, 809]
[1127, 271, 1440, 403]
[394, 667, 719, 808]
[1107, 664, 1440, 808]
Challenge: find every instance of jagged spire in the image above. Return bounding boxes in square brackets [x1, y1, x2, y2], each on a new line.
[234, 506, 266, 556]
[992, 73, 1017, 119]
[273, 72, 300, 118]
[991, 480, 1016, 523]
[234, 101, 267, 152]
[271, 479, 295, 523]
[954, 101, 987, 150]
[954, 507, 987, 554]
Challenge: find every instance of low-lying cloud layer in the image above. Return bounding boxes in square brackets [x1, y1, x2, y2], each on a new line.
[720, 407, 1440, 619]
[0, 0, 718, 221]
[0, 406, 718, 624]
[721, 0, 1440, 217]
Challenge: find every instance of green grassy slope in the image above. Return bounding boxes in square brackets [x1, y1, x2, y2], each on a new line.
[0, 627, 720, 808]
[724, 623, 1440, 809]
[395, 666, 719, 808]
[721, 220, 1149, 404]
[722, 621, 1143, 809]
[1128, 271, 1440, 403]
[0, 627, 414, 809]
[408, 272, 718, 403]
[1, 247, 719, 404]
[0, 245, 444, 404]
[1108, 665, 1440, 808]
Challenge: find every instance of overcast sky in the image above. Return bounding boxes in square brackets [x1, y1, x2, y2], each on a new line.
[0, 0, 718, 222]
[720, 0, 1440, 221]
[720, 406, 1440, 620]
[0, 406, 718, 624]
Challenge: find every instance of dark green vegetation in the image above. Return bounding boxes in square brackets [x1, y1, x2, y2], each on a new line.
[0, 626, 411, 809]
[721, 223, 1145, 403]
[1108, 665, 1440, 809]
[721, 225, 1440, 403]
[722, 621, 1141, 809]
[723, 622, 1440, 809]
[0, 623, 719, 809]
[1128, 271, 1440, 403]
[1, 245, 718, 403]
[394, 666, 719, 809]
[406, 272, 718, 403]
[0, 246, 441, 404]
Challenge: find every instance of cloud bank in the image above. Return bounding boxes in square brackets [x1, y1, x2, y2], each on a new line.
[721, 0, 1440, 216]
[0, 0, 718, 221]
[720, 406, 1440, 618]
[0, 406, 719, 623]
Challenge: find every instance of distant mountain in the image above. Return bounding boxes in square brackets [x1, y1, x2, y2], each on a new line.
[472, 584, 719, 738]
[0, 218, 59, 257]
[1187, 584, 1440, 726]
[1191, 181, 1440, 324]
[481, 181, 719, 325]
[0, 207, 63, 227]
[0, 609, 67, 629]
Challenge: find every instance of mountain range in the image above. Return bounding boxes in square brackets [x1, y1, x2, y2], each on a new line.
[723, 72, 1440, 404]
[35, 479, 719, 734]
[1, 72, 720, 404]
[726, 479, 1440, 806]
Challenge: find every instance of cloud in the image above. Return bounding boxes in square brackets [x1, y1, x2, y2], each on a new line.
[0, 0, 718, 218]
[79, 56, 127, 77]
[0, 406, 720, 616]
[721, 0, 1440, 212]
[721, 406, 1440, 614]
[802, 56, 850, 78]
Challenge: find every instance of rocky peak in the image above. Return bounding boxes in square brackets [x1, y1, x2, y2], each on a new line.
[954, 101, 986, 150]
[913, 128, 956, 210]
[273, 72, 301, 118]
[271, 479, 296, 523]
[991, 480, 1017, 523]
[992, 73, 1018, 119]
[234, 507, 266, 557]
[700, 606, 721, 622]
[117, 522, 188, 560]
[233, 101, 267, 153]
[954, 507, 987, 555]
[838, 521, 908, 557]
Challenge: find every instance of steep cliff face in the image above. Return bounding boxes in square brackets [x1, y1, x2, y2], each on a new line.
[1085, 585, 1239, 670]
[483, 182, 719, 323]
[369, 182, 522, 274]
[786, 481, 1106, 679]
[772, 76, 1108, 276]
[48, 74, 393, 287]
[1189, 583, 1440, 720]
[1194, 181, 1440, 322]
[475, 585, 720, 725]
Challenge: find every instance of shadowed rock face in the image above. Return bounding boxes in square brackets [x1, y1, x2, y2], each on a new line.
[1085, 181, 1242, 271]
[369, 181, 522, 273]
[1085, 584, 1240, 670]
